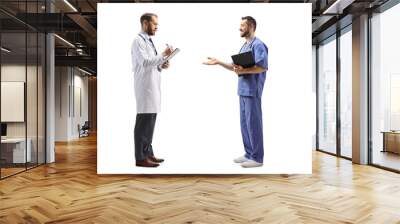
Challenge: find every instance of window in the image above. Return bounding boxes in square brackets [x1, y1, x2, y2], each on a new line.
[318, 36, 337, 154]
[371, 3, 400, 171]
[339, 28, 352, 158]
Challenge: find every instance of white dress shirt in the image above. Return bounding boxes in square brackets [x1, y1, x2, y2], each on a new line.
[131, 31, 165, 113]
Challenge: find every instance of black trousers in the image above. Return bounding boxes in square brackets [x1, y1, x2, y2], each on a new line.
[134, 113, 157, 161]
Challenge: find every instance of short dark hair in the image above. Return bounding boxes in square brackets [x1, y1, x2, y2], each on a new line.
[140, 13, 157, 25]
[241, 16, 257, 31]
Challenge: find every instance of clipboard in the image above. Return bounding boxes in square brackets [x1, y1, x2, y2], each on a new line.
[231, 51, 255, 68]
[163, 48, 180, 63]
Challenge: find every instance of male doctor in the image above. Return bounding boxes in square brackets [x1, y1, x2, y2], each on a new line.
[203, 16, 268, 168]
[131, 13, 173, 167]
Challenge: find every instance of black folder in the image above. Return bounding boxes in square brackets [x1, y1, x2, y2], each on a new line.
[231, 51, 255, 68]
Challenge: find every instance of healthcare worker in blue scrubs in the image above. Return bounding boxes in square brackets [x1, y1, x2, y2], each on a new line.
[203, 16, 268, 168]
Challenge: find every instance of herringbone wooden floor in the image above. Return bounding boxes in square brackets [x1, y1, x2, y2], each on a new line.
[1, 134, 400, 224]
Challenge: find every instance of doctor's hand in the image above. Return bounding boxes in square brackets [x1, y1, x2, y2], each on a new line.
[233, 64, 244, 75]
[161, 61, 170, 69]
[162, 46, 173, 57]
[202, 57, 219, 65]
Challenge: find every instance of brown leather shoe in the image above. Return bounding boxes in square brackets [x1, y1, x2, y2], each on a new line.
[136, 158, 159, 167]
[149, 156, 164, 163]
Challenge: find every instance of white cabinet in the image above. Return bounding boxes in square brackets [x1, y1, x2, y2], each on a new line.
[1, 138, 32, 163]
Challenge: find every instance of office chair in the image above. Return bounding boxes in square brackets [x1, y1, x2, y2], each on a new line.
[79, 121, 90, 138]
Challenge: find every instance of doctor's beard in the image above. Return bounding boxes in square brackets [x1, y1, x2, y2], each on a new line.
[146, 27, 156, 36]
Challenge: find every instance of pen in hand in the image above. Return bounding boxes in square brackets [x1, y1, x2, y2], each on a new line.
[162, 44, 173, 57]
[166, 44, 174, 51]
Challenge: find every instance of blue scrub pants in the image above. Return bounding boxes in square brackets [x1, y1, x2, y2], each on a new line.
[239, 95, 264, 163]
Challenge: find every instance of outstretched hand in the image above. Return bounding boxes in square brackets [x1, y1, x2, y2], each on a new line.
[203, 57, 219, 65]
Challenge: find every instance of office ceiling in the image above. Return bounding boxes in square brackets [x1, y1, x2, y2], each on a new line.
[0, 0, 393, 75]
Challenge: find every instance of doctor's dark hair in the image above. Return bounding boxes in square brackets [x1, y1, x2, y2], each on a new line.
[241, 16, 257, 31]
[140, 13, 157, 25]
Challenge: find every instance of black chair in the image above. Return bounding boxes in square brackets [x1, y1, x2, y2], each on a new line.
[79, 121, 90, 138]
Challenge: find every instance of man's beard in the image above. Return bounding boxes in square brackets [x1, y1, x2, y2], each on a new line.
[147, 27, 155, 36]
[240, 30, 250, 38]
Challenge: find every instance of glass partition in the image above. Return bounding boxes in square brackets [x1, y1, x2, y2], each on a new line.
[371, 3, 400, 171]
[1, 30, 28, 177]
[317, 35, 337, 155]
[38, 32, 45, 165]
[339, 28, 352, 158]
[0, 1, 46, 179]
[27, 30, 38, 169]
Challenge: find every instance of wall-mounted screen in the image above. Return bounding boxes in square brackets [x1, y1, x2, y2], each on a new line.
[1, 82, 25, 122]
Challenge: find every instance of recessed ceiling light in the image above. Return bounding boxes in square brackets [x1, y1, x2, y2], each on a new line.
[78, 67, 93, 76]
[54, 34, 75, 48]
[1, 47, 11, 53]
[323, 0, 355, 15]
[63, 0, 78, 12]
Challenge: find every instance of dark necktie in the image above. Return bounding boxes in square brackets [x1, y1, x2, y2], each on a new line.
[148, 38, 158, 55]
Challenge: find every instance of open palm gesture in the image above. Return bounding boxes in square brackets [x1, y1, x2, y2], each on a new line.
[203, 57, 219, 65]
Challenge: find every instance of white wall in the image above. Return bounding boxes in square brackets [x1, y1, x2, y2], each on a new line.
[1, 64, 46, 163]
[312, 45, 317, 150]
[55, 67, 89, 141]
[55, 66, 69, 141]
[1, 65, 39, 138]
[72, 71, 89, 138]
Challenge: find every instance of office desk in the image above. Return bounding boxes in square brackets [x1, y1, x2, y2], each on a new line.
[382, 131, 400, 154]
[1, 138, 32, 163]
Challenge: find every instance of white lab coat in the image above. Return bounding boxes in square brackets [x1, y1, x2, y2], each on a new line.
[131, 32, 165, 113]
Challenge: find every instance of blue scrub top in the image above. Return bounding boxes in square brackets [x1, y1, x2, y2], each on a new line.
[237, 37, 268, 98]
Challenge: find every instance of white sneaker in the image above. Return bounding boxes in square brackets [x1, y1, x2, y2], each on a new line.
[233, 156, 249, 163]
[241, 160, 263, 168]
